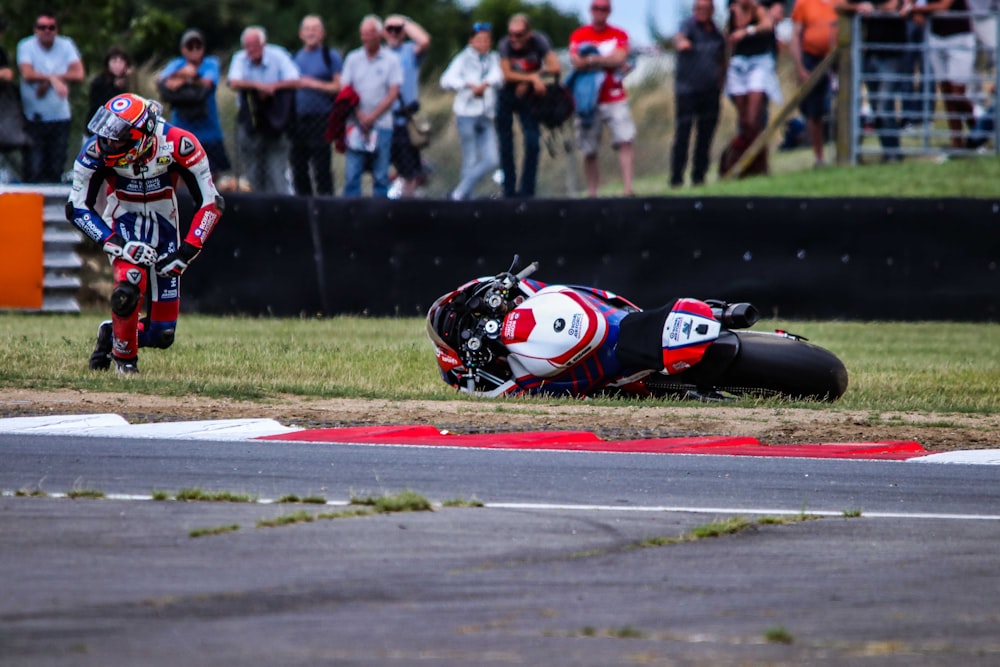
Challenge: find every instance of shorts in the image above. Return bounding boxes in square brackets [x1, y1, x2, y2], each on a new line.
[574, 100, 636, 157]
[390, 123, 422, 179]
[927, 32, 976, 84]
[798, 52, 830, 120]
[726, 53, 783, 104]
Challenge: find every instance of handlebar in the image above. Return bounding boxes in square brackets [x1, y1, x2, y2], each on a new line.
[515, 261, 539, 281]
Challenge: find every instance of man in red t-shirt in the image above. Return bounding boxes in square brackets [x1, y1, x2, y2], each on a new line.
[569, 0, 636, 196]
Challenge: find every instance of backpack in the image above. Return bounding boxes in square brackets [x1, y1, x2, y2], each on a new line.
[531, 81, 575, 129]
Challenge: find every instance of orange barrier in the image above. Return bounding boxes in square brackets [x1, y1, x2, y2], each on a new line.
[0, 193, 44, 309]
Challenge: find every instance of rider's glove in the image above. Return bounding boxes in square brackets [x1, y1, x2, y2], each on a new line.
[102, 233, 158, 267]
[155, 242, 201, 278]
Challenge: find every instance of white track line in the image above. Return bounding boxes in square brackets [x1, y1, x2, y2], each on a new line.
[3, 492, 998, 521]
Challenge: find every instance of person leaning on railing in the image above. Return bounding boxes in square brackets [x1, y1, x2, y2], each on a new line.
[836, 0, 909, 161]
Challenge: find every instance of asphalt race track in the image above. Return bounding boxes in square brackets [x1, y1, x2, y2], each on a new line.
[2, 416, 999, 666]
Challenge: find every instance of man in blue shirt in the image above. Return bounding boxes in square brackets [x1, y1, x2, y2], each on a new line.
[157, 29, 230, 178]
[383, 14, 430, 197]
[291, 15, 342, 196]
[16, 12, 85, 183]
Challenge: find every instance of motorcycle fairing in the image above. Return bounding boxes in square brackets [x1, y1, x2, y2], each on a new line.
[502, 286, 609, 379]
[660, 298, 722, 374]
[507, 289, 630, 396]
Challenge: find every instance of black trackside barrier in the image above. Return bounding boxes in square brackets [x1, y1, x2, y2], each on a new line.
[181, 196, 1000, 321]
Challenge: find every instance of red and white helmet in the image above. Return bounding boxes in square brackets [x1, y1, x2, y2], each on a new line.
[87, 93, 160, 167]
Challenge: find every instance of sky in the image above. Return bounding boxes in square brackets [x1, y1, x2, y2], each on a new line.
[537, 0, 678, 46]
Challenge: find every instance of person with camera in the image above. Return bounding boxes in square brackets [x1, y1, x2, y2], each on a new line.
[226, 25, 301, 193]
[157, 29, 230, 178]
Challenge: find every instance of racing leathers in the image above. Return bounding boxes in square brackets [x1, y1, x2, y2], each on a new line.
[67, 119, 223, 366]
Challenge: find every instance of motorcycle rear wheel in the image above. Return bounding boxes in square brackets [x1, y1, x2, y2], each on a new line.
[645, 331, 849, 402]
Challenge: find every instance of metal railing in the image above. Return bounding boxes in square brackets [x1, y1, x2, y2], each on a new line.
[838, 9, 999, 164]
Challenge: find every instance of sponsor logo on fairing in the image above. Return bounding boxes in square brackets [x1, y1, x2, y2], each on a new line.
[503, 311, 520, 339]
[669, 316, 683, 342]
[567, 313, 583, 339]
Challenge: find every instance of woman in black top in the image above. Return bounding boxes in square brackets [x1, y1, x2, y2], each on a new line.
[723, 0, 777, 175]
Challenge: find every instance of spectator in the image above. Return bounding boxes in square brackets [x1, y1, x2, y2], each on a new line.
[158, 29, 231, 178]
[440, 22, 504, 200]
[900, 11, 931, 130]
[227, 25, 300, 193]
[340, 15, 402, 197]
[836, 1, 908, 161]
[88, 46, 132, 128]
[569, 1, 636, 197]
[968, 0, 997, 68]
[722, 0, 777, 176]
[291, 15, 342, 196]
[383, 14, 431, 198]
[16, 12, 85, 183]
[670, 0, 726, 188]
[905, 0, 977, 148]
[497, 14, 561, 198]
[790, 0, 838, 167]
[1, 16, 32, 177]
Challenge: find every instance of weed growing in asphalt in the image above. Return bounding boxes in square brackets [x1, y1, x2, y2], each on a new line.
[66, 488, 105, 499]
[175, 488, 257, 503]
[189, 524, 240, 538]
[764, 626, 795, 644]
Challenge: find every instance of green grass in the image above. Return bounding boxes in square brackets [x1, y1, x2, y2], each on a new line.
[1, 312, 997, 415]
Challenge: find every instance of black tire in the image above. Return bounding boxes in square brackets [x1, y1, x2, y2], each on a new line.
[710, 331, 848, 401]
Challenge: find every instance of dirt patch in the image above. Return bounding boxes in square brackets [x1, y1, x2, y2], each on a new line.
[1, 389, 997, 452]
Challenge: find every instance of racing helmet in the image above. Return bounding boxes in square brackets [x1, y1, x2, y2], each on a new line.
[87, 93, 160, 167]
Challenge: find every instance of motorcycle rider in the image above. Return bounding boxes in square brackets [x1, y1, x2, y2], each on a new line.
[67, 92, 224, 374]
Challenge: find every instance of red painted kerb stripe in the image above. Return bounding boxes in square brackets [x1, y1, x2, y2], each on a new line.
[258, 425, 927, 460]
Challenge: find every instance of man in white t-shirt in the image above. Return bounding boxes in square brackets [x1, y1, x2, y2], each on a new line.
[16, 11, 85, 182]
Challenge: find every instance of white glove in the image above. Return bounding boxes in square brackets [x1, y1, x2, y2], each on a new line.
[102, 234, 157, 267]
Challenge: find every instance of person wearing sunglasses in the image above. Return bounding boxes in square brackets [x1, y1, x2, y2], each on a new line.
[157, 29, 231, 180]
[568, 1, 636, 197]
[16, 11, 86, 182]
[497, 13, 562, 197]
[383, 14, 431, 198]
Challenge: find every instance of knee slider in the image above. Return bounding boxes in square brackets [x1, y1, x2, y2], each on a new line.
[141, 320, 176, 349]
[110, 282, 141, 317]
[149, 327, 175, 349]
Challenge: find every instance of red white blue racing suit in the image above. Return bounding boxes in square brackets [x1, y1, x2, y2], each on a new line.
[67, 120, 223, 361]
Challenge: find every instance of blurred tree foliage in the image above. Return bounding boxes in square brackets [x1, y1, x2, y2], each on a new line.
[0, 0, 580, 77]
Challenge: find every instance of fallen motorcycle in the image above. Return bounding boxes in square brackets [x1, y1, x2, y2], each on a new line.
[427, 257, 848, 401]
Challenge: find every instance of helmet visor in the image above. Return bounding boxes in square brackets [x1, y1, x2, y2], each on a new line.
[87, 106, 134, 142]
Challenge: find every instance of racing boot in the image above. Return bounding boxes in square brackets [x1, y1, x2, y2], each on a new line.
[113, 356, 140, 376]
[88, 320, 114, 371]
